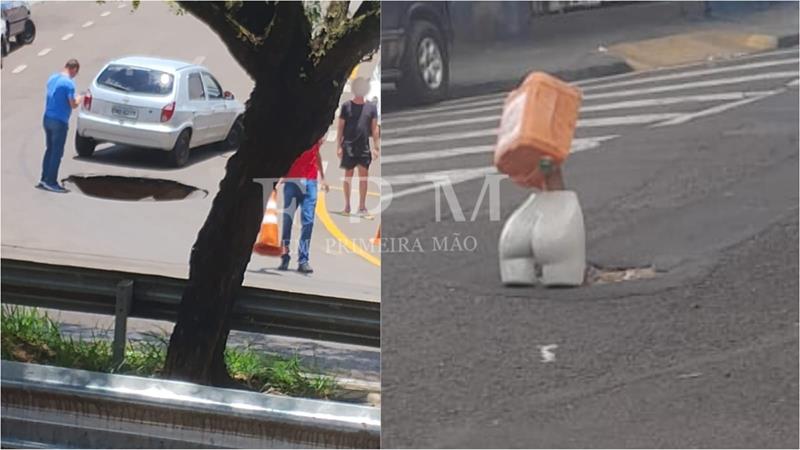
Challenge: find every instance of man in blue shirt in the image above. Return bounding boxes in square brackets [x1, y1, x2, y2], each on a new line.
[38, 59, 82, 193]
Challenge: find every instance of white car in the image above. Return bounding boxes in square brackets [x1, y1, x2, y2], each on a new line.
[76, 56, 245, 167]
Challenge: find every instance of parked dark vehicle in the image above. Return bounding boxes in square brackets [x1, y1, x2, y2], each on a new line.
[1, 1, 35, 60]
[381, 1, 453, 104]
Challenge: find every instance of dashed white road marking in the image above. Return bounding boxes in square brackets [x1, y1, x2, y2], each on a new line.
[101, 11, 111, 17]
[82, 21, 94, 28]
[382, 135, 619, 164]
[12, 65, 27, 74]
[117, 3, 126, 8]
[37, 48, 52, 56]
[538, 345, 558, 363]
[787, 79, 799, 87]
[61, 33, 74, 41]
[192, 56, 206, 65]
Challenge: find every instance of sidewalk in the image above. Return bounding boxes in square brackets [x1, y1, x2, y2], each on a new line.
[447, 1, 799, 97]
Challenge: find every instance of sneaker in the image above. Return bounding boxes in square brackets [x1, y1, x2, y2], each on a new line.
[297, 262, 314, 274]
[39, 182, 69, 193]
[277, 255, 290, 271]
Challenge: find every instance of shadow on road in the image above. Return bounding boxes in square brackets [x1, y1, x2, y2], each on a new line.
[73, 142, 232, 170]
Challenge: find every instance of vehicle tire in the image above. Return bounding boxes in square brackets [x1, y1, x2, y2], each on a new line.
[20, 20, 35, 45]
[170, 129, 191, 167]
[75, 134, 96, 157]
[398, 19, 449, 104]
[223, 116, 244, 150]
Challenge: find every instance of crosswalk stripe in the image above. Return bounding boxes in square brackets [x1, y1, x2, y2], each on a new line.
[383, 132, 619, 200]
[581, 58, 798, 92]
[654, 90, 780, 127]
[574, 47, 800, 87]
[584, 71, 798, 100]
[383, 91, 780, 134]
[385, 63, 799, 122]
[384, 113, 677, 147]
[382, 135, 619, 164]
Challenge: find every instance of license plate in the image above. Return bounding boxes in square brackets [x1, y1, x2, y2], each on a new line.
[112, 105, 138, 120]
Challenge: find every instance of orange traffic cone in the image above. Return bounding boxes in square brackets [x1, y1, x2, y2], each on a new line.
[253, 190, 283, 256]
[370, 225, 381, 245]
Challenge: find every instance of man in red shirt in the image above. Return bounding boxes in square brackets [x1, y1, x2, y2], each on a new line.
[278, 137, 329, 273]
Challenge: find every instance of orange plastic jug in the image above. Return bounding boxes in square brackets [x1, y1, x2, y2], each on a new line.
[494, 72, 582, 188]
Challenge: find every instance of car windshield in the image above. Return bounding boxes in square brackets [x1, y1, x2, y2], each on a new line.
[96, 64, 174, 95]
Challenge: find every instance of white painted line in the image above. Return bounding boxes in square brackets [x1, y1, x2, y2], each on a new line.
[82, 20, 94, 28]
[584, 71, 798, 101]
[583, 58, 798, 92]
[117, 2, 126, 8]
[12, 64, 27, 74]
[37, 48, 52, 56]
[192, 56, 206, 65]
[101, 11, 111, 17]
[385, 103, 502, 125]
[386, 71, 797, 122]
[654, 91, 781, 127]
[574, 47, 800, 87]
[538, 345, 557, 363]
[787, 79, 799, 87]
[61, 33, 74, 41]
[382, 135, 619, 164]
[384, 92, 775, 134]
[384, 166, 497, 186]
[384, 167, 500, 202]
[384, 113, 676, 147]
[385, 52, 800, 121]
[384, 134, 620, 200]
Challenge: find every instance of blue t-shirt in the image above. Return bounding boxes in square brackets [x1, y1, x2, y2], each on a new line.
[44, 73, 76, 124]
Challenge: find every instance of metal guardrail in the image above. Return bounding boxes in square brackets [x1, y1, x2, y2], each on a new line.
[0, 258, 379, 348]
[0, 361, 380, 449]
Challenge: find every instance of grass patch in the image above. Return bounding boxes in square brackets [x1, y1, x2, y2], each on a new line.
[1, 306, 335, 398]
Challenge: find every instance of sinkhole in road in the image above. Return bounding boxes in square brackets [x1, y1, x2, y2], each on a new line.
[64, 176, 208, 201]
[585, 264, 659, 285]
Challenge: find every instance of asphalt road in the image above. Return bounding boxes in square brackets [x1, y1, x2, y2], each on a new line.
[381, 48, 799, 447]
[1, 1, 380, 302]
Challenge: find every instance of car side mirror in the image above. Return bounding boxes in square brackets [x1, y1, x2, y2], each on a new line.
[224, 91, 234, 100]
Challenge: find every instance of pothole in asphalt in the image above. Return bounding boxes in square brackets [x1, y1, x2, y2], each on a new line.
[64, 175, 208, 201]
[585, 264, 659, 285]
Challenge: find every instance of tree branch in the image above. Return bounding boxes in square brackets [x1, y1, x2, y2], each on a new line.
[176, 1, 262, 76]
[312, 1, 380, 79]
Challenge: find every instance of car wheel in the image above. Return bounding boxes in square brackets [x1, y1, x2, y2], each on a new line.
[20, 20, 35, 45]
[398, 19, 449, 104]
[75, 134, 96, 157]
[170, 129, 191, 167]
[224, 116, 244, 150]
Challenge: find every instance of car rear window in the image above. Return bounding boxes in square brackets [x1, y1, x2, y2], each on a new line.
[96, 64, 174, 95]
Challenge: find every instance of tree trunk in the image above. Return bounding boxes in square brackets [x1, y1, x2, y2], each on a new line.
[161, 35, 374, 385]
[163, 83, 297, 384]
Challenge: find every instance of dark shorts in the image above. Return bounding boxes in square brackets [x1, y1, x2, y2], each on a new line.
[340, 152, 372, 170]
